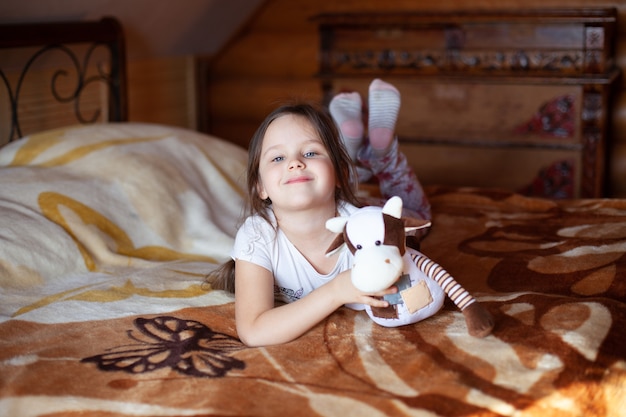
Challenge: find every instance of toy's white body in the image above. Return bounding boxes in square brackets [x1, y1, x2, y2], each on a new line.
[365, 247, 445, 327]
[326, 197, 494, 337]
[326, 197, 444, 327]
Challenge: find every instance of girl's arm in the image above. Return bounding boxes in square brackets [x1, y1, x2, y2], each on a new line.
[234, 259, 395, 347]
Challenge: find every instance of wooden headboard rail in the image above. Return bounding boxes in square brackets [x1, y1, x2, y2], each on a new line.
[314, 8, 618, 80]
[0, 17, 128, 142]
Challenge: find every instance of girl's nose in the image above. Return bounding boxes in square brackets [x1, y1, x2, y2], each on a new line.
[288, 158, 305, 170]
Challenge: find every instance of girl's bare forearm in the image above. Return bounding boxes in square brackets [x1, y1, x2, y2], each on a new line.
[236, 279, 344, 347]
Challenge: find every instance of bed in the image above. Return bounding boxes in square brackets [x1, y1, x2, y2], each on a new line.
[1, 16, 625, 417]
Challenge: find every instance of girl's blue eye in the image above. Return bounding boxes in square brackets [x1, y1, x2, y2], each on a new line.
[272, 156, 284, 162]
[304, 151, 317, 158]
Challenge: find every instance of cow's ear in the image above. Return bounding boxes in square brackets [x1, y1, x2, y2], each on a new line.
[326, 216, 348, 233]
[404, 218, 431, 232]
[381, 196, 403, 219]
[325, 216, 349, 257]
[325, 233, 346, 257]
[383, 214, 406, 255]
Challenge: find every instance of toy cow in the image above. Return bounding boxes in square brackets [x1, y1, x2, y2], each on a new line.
[326, 196, 494, 337]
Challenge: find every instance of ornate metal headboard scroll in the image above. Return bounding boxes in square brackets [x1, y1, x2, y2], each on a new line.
[0, 17, 128, 143]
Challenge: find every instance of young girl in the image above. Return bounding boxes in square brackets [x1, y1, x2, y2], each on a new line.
[208, 79, 430, 347]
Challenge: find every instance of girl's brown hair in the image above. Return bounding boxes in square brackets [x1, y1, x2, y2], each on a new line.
[206, 101, 361, 292]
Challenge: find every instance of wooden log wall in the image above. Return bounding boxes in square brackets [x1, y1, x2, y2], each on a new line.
[203, 0, 626, 197]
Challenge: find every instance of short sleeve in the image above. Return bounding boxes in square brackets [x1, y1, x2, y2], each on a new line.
[231, 215, 274, 272]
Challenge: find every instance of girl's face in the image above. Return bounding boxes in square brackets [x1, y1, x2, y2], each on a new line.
[257, 114, 337, 212]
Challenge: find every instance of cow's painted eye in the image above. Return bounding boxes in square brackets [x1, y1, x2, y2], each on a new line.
[356, 244, 363, 250]
[375, 240, 382, 246]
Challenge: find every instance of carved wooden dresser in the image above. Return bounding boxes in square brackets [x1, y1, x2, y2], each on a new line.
[316, 9, 620, 198]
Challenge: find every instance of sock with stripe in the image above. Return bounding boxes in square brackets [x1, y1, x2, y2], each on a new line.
[368, 79, 400, 156]
[329, 92, 364, 161]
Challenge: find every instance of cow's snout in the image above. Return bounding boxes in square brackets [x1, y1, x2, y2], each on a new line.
[351, 245, 403, 293]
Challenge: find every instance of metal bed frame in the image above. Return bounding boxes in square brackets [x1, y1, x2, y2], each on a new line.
[0, 17, 128, 142]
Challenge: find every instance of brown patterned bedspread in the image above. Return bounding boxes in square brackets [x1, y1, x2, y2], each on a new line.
[0, 124, 624, 416]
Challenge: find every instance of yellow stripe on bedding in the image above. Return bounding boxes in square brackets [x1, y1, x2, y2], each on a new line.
[39, 192, 219, 271]
[12, 280, 209, 317]
[68, 280, 208, 303]
[10, 133, 167, 167]
[8, 127, 68, 165]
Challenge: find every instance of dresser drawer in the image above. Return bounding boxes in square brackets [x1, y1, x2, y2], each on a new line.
[401, 143, 581, 198]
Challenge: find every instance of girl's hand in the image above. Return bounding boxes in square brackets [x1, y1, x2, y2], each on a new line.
[331, 269, 397, 308]
[235, 261, 397, 347]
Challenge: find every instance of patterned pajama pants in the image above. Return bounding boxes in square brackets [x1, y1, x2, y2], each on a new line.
[357, 139, 431, 221]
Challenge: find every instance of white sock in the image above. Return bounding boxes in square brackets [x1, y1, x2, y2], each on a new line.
[368, 79, 400, 156]
[329, 92, 364, 161]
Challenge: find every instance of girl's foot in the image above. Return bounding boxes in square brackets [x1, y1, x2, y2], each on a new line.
[368, 79, 400, 156]
[329, 92, 364, 161]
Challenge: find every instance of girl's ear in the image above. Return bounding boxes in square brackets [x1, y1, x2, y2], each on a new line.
[257, 182, 268, 200]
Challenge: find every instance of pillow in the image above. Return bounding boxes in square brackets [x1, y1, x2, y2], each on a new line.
[0, 122, 248, 288]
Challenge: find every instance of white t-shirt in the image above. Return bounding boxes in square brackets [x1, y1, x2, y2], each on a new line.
[231, 202, 359, 304]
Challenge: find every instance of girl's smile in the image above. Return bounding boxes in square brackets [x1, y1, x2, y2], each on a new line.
[285, 175, 312, 184]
